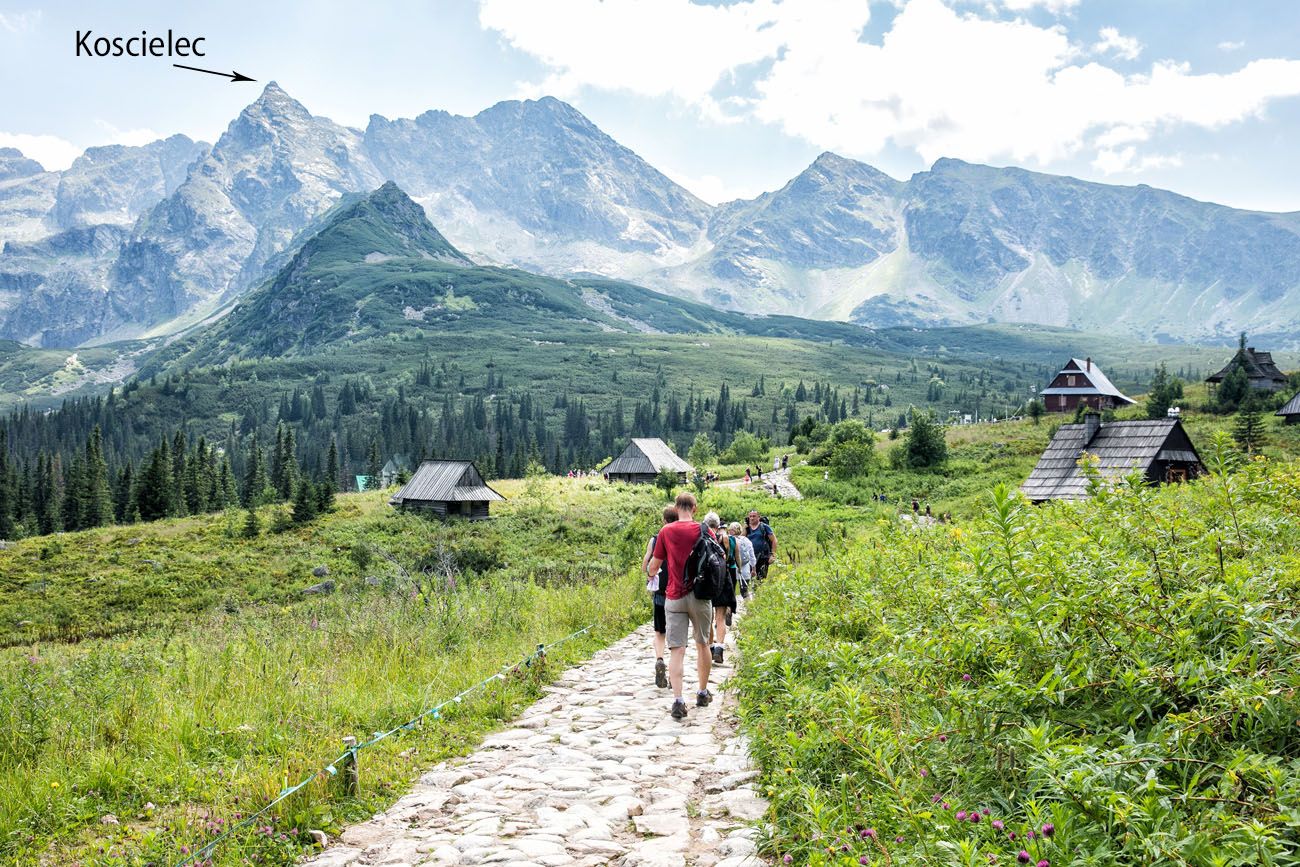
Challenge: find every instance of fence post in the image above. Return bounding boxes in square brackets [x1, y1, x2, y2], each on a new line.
[340, 736, 359, 796]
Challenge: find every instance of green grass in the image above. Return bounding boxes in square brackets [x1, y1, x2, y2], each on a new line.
[734, 421, 1300, 866]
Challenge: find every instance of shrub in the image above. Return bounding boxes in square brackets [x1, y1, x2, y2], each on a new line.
[905, 408, 947, 468]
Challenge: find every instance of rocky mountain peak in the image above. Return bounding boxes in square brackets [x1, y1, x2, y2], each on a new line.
[0, 147, 47, 181]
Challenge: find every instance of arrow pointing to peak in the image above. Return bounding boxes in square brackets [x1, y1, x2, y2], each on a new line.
[173, 63, 256, 82]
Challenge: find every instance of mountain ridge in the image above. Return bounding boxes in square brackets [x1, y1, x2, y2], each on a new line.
[3, 84, 1300, 348]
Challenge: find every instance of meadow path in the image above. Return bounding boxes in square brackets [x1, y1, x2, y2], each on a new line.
[715, 467, 802, 500]
[304, 622, 768, 867]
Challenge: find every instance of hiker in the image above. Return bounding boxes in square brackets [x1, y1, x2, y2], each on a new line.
[912, 498, 920, 515]
[781, 454, 788, 471]
[744, 468, 751, 483]
[746, 509, 776, 586]
[647, 491, 717, 720]
[729, 521, 756, 599]
[642, 505, 677, 689]
[707, 513, 737, 664]
[773, 455, 780, 474]
[925, 504, 932, 518]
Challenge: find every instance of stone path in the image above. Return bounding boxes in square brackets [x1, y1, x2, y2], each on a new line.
[715, 468, 801, 501]
[304, 623, 768, 867]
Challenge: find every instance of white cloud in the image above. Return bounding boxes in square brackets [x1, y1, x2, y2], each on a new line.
[996, 0, 1080, 12]
[657, 164, 762, 205]
[479, 0, 1300, 173]
[1093, 146, 1182, 174]
[1218, 40, 1246, 52]
[1093, 26, 1142, 61]
[0, 133, 79, 171]
[93, 121, 165, 148]
[0, 10, 40, 33]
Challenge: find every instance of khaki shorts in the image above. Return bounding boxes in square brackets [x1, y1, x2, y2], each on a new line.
[665, 594, 713, 649]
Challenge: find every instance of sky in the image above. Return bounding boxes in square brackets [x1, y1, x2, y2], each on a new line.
[3, 0, 1300, 210]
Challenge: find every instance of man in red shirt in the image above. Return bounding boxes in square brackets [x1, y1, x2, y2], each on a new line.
[647, 491, 714, 720]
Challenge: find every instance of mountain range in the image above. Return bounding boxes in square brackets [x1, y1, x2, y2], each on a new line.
[2, 82, 1299, 349]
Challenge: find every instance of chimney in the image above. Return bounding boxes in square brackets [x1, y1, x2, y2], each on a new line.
[1083, 410, 1101, 443]
[1085, 356, 1092, 372]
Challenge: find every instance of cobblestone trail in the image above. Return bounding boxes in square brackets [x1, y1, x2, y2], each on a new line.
[305, 623, 768, 867]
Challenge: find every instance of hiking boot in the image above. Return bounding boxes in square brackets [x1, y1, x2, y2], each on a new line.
[671, 699, 688, 720]
[696, 690, 713, 708]
[655, 658, 668, 689]
[711, 644, 724, 665]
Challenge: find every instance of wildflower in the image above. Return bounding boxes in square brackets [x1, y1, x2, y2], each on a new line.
[1041, 823, 1055, 838]
[956, 811, 967, 821]
[969, 812, 981, 824]
[859, 858, 869, 865]
[992, 820, 1005, 831]
[982, 809, 990, 816]
[938, 734, 949, 743]
[50, 782, 61, 789]
[783, 856, 793, 865]
[1017, 852, 1031, 864]
[932, 794, 942, 803]
[1037, 862, 1050, 867]
[895, 835, 904, 844]
[920, 769, 929, 777]
[942, 802, 951, 810]
[1009, 832, 1017, 841]
[962, 674, 972, 682]
[1027, 830, 1036, 840]
[863, 828, 876, 840]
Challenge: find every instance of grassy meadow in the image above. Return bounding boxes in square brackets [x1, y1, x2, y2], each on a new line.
[737, 409, 1300, 866]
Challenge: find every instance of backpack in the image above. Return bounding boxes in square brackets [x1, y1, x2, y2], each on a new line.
[648, 533, 669, 595]
[685, 523, 728, 602]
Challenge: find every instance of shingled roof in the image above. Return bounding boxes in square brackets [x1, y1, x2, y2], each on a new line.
[390, 460, 504, 504]
[1278, 390, 1300, 419]
[602, 438, 692, 476]
[1020, 417, 1202, 502]
[1039, 358, 1134, 404]
[1206, 346, 1289, 385]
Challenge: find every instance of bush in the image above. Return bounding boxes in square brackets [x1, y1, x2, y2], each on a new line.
[905, 408, 947, 468]
[722, 430, 770, 465]
[738, 456, 1300, 866]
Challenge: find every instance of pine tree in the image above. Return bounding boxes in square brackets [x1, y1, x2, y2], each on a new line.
[242, 507, 261, 538]
[1233, 397, 1265, 454]
[326, 437, 340, 491]
[81, 426, 113, 528]
[243, 435, 268, 506]
[292, 477, 318, 524]
[0, 430, 13, 540]
[135, 441, 175, 521]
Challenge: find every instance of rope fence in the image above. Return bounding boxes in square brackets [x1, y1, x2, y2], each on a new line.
[174, 623, 595, 867]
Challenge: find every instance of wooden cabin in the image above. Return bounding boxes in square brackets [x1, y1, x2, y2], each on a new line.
[1278, 391, 1300, 425]
[389, 460, 504, 520]
[601, 438, 691, 485]
[1206, 346, 1289, 392]
[1039, 357, 1135, 413]
[1020, 413, 1204, 503]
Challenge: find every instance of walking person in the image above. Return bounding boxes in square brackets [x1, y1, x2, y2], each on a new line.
[781, 454, 788, 471]
[642, 505, 677, 688]
[647, 492, 716, 720]
[745, 509, 776, 587]
[730, 521, 756, 599]
[773, 455, 780, 475]
[705, 513, 737, 664]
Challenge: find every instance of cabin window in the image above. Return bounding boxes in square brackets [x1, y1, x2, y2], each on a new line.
[1166, 467, 1187, 483]
[1067, 375, 1076, 387]
[1058, 395, 1066, 408]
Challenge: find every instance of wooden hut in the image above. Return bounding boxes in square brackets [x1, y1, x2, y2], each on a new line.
[1278, 390, 1300, 425]
[1039, 357, 1135, 413]
[601, 438, 691, 484]
[389, 460, 504, 519]
[1020, 413, 1204, 503]
[1206, 346, 1289, 392]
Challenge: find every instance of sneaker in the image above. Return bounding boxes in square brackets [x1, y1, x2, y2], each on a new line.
[671, 699, 688, 720]
[696, 690, 713, 708]
[711, 644, 724, 665]
[655, 658, 668, 689]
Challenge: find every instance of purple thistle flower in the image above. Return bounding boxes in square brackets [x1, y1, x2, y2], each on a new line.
[956, 811, 968, 821]
[938, 734, 949, 743]
[1027, 830, 1036, 840]
[1009, 832, 1017, 841]
[864, 828, 876, 840]
[969, 812, 981, 823]
[895, 835, 904, 844]
[860, 858, 870, 866]
[783, 856, 793, 865]
[1017, 851, 1031, 864]
[1041, 823, 1055, 838]
[920, 769, 929, 777]
[932, 794, 942, 803]
[1037, 862, 1050, 867]
[992, 820, 1005, 831]
[982, 809, 991, 816]
[962, 674, 972, 682]
[942, 802, 951, 810]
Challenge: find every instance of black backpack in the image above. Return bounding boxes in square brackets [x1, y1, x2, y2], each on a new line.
[685, 523, 728, 601]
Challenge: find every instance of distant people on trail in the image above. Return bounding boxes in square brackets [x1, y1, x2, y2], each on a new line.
[647, 492, 715, 720]
[925, 504, 932, 518]
[744, 468, 752, 484]
[730, 521, 756, 600]
[746, 509, 776, 587]
[912, 498, 920, 515]
[773, 455, 780, 474]
[824, 470, 829, 481]
[642, 505, 677, 689]
[707, 513, 737, 665]
[781, 454, 789, 471]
